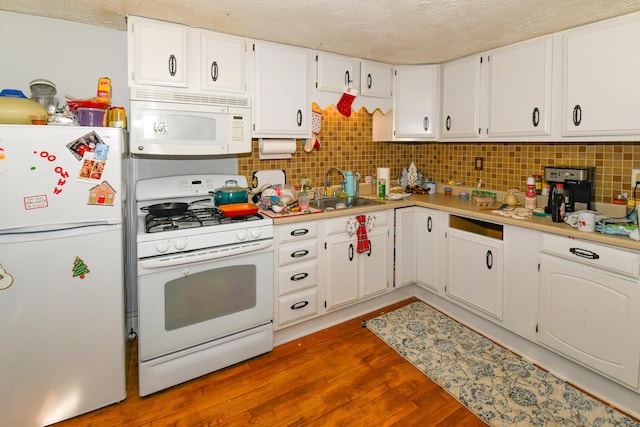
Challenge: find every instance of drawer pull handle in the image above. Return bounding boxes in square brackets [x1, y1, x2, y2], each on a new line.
[290, 272, 309, 281]
[569, 247, 600, 260]
[291, 250, 309, 258]
[349, 243, 354, 261]
[168, 54, 177, 77]
[291, 301, 309, 310]
[291, 229, 309, 236]
[427, 216, 433, 233]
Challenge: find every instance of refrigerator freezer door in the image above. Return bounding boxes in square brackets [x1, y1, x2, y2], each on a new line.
[0, 224, 126, 427]
[0, 125, 124, 231]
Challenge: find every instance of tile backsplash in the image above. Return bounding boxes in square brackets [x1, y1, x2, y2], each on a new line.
[238, 105, 640, 203]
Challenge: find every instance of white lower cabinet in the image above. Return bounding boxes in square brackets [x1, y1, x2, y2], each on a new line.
[445, 215, 504, 321]
[324, 210, 392, 311]
[274, 221, 321, 329]
[395, 207, 445, 292]
[538, 234, 640, 387]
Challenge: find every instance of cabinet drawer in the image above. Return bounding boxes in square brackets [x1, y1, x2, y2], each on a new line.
[278, 260, 317, 295]
[324, 210, 388, 236]
[278, 239, 318, 266]
[277, 221, 318, 243]
[278, 287, 319, 326]
[540, 234, 640, 279]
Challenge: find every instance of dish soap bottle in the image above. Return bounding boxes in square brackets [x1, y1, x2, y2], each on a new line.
[551, 183, 565, 223]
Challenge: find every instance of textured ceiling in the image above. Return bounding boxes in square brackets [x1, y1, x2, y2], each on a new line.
[3, 0, 640, 64]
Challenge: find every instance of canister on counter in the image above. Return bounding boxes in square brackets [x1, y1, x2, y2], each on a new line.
[444, 187, 452, 196]
[107, 106, 126, 128]
[425, 181, 436, 194]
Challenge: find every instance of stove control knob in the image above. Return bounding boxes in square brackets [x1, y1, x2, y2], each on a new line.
[237, 230, 248, 241]
[250, 228, 262, 239]
[174, 238, 187, 250]
[156, 240, 170, 253]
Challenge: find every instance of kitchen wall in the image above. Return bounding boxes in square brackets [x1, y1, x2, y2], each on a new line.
[238, 105, 640, 203]
[0, 12, 128, 109]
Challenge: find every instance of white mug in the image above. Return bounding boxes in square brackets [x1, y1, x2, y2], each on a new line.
[566, 210, 596, 232]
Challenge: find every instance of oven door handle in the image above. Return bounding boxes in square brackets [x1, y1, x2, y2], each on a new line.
[139, 239, 273, 269]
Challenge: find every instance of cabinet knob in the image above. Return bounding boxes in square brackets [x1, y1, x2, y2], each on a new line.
[367, 73, 372, 89]
[532, 107, 540, 127]
[445, 115, 452, 131]
[168, 54, 177, 77]
[423, 116, 430, 132]
[572, 105, 582, 126]
[296, 109, 303, 127]
[210, 61, 219, 82]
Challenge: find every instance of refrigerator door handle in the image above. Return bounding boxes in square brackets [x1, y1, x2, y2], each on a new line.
[0, 223, 121, 243]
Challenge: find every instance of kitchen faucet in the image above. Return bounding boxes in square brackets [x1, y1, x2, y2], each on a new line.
[324, 167, 346, 197]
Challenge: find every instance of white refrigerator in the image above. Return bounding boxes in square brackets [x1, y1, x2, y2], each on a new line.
[0, 125, 126, 426]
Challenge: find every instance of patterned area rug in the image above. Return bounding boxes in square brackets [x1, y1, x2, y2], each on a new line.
[366, 301, 640, 427]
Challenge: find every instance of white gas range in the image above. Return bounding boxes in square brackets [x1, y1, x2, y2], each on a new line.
[135, 174, 274, 396]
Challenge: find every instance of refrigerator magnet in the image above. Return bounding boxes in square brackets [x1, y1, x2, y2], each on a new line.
[72, 256, 90, 279]
[77, 152, 106, 182]
[0, 264, 14, 290]
[87, 181, 116, 206]
[65, 131, 106, 161]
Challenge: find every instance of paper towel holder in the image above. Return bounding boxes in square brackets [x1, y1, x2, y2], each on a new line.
[258, 138, 297, 160]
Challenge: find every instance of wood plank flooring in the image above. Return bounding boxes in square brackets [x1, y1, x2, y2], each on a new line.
[53, 298, 485, 426]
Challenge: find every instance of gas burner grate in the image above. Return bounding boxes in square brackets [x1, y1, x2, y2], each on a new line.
[144, 207, 264, 233]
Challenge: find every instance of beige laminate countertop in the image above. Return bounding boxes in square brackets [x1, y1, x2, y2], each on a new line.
[266, 193, 640, 251]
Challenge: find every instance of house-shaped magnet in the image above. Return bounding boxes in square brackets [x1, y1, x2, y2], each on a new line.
[88, 181, 116, 206]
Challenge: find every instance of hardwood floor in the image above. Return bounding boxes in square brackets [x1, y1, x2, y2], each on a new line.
[54, 298, 485, 426]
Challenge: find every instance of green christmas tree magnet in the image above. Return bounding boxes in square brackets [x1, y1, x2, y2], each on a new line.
[72, 256, 90, 279]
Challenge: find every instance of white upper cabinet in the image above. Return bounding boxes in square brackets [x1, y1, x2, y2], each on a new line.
[128, 16, 249, 96]
[360, 60, 393, 98]
[253, 41, 311, 138]
[313, 53, 392, 114]
[315, 53, 360, 93]
[129, 16, 188, 87]
[562, 13, 640, 137]
[441, 54, 483, 139]
[199, 30, 246, 93]
[488, 36, 553, 137]
[393, 65, 440, 140]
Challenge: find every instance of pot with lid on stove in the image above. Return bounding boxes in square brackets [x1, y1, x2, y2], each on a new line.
[209, 180, 249, 206]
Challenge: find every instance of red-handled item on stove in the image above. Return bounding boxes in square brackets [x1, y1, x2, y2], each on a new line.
[217, 203, 259, 217]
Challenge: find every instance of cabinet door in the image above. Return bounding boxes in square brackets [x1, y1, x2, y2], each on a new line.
[394, 207, 417, 287]
[415, 208, 442, 292]
[441, 54, 482, 138]
[130, 18, 188, 87]
[394, 65, 439, 139]
[200, 31, 245, 93]
[488, 37, 552, 137]
[325, 235, 358, 310]
[361, 226, 390, 298]
[316, 53, 359, 93]
[254, 42, 311, 137]
[446, 229, 503, 320]
[563, 14, 640, 136]
[360, 60, 393, 98]
[538, 255, 640, 387]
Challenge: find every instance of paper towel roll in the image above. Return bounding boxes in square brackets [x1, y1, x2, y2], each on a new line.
[377, 167, 391, 196]
[259, 138, 297, 159]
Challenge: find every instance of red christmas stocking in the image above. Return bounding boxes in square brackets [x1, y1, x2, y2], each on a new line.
[336, 87, 357, 117]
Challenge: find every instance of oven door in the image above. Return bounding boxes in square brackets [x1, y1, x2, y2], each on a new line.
[138, 246, 273, 361]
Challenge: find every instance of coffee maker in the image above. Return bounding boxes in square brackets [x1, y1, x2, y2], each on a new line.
[544, 166, 595, 214]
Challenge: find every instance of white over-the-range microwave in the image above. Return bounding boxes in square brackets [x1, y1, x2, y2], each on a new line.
[129, 88, 252, 156]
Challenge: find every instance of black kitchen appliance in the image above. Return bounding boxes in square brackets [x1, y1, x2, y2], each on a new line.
[544, 166, 595, 214]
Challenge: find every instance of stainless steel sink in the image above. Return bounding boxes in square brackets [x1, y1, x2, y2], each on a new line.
[311, 196, 385, 210]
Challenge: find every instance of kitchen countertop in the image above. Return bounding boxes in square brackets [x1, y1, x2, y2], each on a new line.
[266, 193, 640, 251]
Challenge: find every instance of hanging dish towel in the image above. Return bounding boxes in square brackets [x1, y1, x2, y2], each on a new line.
[356, 214, 370, 254]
